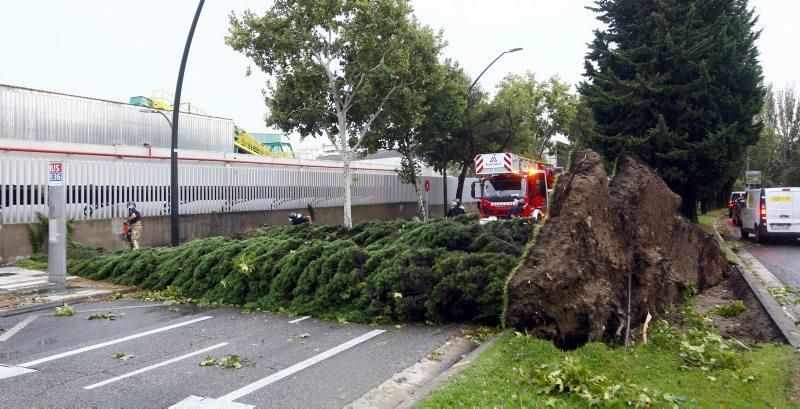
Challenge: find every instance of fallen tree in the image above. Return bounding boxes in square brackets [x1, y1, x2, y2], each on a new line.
[505, 149, 729, 348]
[70, 216, 534, 325]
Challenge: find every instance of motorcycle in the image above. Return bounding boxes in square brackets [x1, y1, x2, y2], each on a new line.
[446, 199, 466, 218]
[288, 212, 312, 225]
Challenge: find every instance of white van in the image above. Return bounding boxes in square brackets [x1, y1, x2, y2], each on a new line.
[739, 187, 800, 242]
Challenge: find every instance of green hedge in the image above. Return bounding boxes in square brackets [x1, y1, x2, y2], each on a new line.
[70, 216, 534, 324]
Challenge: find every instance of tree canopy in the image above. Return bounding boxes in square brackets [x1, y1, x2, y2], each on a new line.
[579, 0, 764, 220]
[226, 0, 442, 227]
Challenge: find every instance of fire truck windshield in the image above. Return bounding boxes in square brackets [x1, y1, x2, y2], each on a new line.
[483, 178, 525, 202]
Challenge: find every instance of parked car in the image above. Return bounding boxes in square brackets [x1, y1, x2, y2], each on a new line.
[739, 187, 800, 242]
[728, 191, 745, 218]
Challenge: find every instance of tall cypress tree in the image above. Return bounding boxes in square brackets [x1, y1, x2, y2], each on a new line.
[579, 0, 764, 221]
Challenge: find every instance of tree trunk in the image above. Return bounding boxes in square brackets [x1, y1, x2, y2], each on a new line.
[404, 151, 427, 221]
[343, 153, 353, 228]
[455, 159, 471, 201]
[679, 188, 698, 223]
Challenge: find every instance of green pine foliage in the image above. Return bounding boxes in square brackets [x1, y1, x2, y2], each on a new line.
[69, 216, 534, 325]
[579, 0, 765, 220]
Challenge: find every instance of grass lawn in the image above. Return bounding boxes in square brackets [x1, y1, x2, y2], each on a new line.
[697, 208, 728, 236]
[421, 332, 799, 408]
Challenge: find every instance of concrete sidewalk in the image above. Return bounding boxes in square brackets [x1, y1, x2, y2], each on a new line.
[0, 267, 122, 315]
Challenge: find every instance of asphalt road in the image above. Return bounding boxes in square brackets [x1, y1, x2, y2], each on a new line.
[0, 301, 456, 408]
[725, 218, 800, 288]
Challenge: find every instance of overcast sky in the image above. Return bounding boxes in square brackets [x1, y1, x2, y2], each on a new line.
[1, 1, 797, 151]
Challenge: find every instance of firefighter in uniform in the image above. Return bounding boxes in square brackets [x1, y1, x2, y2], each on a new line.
[126, 202, 143, 250]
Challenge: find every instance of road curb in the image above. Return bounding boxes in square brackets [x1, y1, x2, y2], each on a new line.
[0, 288, 134, 318]
[344, 331, 497, 409]
[397, 333, 500, 408]
[712, 226, 800, 347]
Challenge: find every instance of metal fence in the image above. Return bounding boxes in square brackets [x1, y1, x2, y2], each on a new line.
[0, 154, 474, 224]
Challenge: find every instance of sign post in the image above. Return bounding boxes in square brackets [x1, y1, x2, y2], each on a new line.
[48, 161, 66, 285]
[424, 179, 430, 219]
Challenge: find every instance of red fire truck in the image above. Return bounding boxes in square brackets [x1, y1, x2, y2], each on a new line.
[471, 152, 555, 220]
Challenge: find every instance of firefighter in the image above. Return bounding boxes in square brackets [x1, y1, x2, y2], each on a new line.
[126, 202, 143, 250]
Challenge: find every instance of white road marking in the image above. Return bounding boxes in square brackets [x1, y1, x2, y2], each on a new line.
[0, 314, 39, 342]
[0, 364, 37, 379]
[83, 342, 228, 390]
[288, 316, 310, 324]
[76, 303, 171, 313]
[1, 279, 49, 290]
[170, 396, 254, 409]
[216, 329, 386, 403]
[18, 316, 213, 368]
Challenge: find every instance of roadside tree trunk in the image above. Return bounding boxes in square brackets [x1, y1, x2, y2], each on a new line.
[403, 151, 427, 221]
[455, 159, 471, 201]
[342, 153, 353, 228]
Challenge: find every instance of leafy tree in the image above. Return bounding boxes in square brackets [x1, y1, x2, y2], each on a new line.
[759, 84, 800, 186]
[579, 0, 764, 221]
[227, 0, 426, 228]
[368, 52, 467, 220]
[492, 73, 577, 159]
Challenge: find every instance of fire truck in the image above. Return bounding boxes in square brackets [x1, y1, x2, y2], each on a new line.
[471, 152, 555, 220]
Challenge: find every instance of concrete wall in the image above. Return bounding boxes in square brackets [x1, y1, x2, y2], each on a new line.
[1, 202, 474, 264]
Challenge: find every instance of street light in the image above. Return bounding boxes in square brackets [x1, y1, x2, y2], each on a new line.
[139, 109, 172, 127]
[168, 0, 205, 247]
[442, 47, 523, 217]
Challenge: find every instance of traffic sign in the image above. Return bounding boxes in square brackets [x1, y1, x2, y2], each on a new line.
[424, 179, 430, 192]
[744, 170, 761, 185]
[49, 161, 64, 186]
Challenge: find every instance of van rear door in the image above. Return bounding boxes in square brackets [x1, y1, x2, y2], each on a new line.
[765, 188, 800, 234]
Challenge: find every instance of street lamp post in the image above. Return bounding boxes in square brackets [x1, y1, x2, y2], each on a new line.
[442, 47, 522, 217]
[169, 0, 205, 247]
[140, 109, 172, 127]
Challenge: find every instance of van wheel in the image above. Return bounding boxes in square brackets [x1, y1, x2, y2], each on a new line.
[755, 225, 767, 244]
[739, 227, 750, 240]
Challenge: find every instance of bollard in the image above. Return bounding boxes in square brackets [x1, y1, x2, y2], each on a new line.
[47, 161, 66, 285]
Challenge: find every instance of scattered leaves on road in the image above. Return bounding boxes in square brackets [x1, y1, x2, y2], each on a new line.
[113, 353, 134, 362]
[200, 355, 216, 366]
[87, 311, 123, 320]
[199, 354, 249, 369]
[107, 291, 123, 301]
[53, 303, 75, 317]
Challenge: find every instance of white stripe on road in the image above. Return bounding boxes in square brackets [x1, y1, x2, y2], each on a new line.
[217, 329, 386, 403]
[19, 316, 213, 368]
[288, 316, 310, 324]
[84, 342, 228, 390]
[1, 279, 49, 290]
[76, 303, 171, 313]
[0, 314, 39, 342]
[0, 364, 37, 379]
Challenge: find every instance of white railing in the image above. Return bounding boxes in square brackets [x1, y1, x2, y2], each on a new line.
[0, 153, 473, 224]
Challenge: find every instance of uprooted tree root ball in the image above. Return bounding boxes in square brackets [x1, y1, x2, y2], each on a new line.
[69, 216, 535, 325]
[505, 149, 730, 349]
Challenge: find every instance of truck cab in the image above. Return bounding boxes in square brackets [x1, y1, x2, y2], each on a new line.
[739, 187, 800, 242]
[470, 153, 554, 220]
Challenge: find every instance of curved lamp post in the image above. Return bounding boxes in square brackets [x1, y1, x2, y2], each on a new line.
[442, 47, 522, 217]
[169, 0, 205, 246]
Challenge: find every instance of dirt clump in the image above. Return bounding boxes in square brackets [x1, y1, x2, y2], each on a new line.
[683, 275, 783, 344]
[505, 149, 729, 349]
